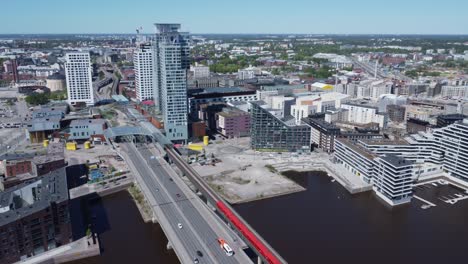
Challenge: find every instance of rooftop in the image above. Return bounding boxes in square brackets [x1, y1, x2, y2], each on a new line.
[336, 138, 377, 160]
[70, 118, 107, 126]
[0, 168, 68, 226]
[379, 154, 414, 167]
[360, 139, 409, 146]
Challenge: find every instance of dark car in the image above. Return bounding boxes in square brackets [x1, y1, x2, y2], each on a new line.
[196, 250, 203, 257]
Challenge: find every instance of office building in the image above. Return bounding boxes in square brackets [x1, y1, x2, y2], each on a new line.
[250, 101, 311, 152]
[153, 23, 190, 142]
[0, 169, 71, 264]
[65, 52, 94, 106]
[134, 44, 155, 101]
[68, 119, 108, 140]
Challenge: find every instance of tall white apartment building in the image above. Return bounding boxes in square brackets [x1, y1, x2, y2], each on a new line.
[441, 85, 468, 98]
[341, 103, 387, 128]
[153, 23, 190, 142]
[65, 52, 94, 106]
[134, 44, 155, 101]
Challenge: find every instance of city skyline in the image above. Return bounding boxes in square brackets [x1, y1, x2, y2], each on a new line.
[2, 0, 468, 35]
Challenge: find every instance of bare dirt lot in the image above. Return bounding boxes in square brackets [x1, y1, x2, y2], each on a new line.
[188, 137, 306, 204]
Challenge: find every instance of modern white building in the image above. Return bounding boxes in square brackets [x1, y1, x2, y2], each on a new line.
[341, 103, 387, 128]
[65, 52, 94, 106]
[291, 93, 350, 124]
[190, 64, 210, 79]
[134, 44, 155, 101]
[433, 120, 468, 180]
[153, 23, 190, 142]
[372, 155, 414, 206]
[237, 66, 261, 80]
[441, 85, 468, 99]
[334, 138, 415, 206]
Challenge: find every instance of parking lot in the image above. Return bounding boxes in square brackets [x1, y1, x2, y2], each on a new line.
[0, 98, 29, 154]
[413, 179, 468, 209]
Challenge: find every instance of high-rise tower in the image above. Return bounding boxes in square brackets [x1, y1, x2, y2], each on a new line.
[153, 23, 190, 142]
[65, 52, 94, 106]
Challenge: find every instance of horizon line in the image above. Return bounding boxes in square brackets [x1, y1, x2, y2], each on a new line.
[1, 33, 468, 36]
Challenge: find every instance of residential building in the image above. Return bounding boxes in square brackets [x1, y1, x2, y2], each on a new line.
[216, 107, 250, 138]
[65, 52, 94, 106]
[302, 118, 340, 153]
[387, 105, 406, 122]
[250, 101, 311, 152]
[134, 43, 155, 101]
[153, 23, 190, 142]
[190, 64, 210, 79]
[0, 169, 71, 264]
[372, 155, 414, 206]
[341, 102, 387, 129]
[406, 118, 433, 134]
[441, 85, 468, 98]
[436, 114, 465, 128]
[188, 87, 257, 116]
[334, 139, 415, 206]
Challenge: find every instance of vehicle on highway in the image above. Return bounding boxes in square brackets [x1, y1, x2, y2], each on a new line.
[196, 250, 203, 257]
[218, 238, 234, 256]
[177, 223, 183, 229]
[169, 178, 173, 182]
[176, 193, 181, 198]
[193, 258, 199, 264]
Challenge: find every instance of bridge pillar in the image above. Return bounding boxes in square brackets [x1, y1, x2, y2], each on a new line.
[166, 242, 173, 250]
[151, 212, 159, 224]
[257, 256, 262, 264]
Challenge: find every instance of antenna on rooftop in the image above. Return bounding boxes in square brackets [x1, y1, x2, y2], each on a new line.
[135, 26, 143, 45]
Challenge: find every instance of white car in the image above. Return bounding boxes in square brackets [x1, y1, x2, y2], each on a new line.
[178, 223, 183, 229]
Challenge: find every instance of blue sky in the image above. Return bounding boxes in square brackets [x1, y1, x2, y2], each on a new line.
[2, 0, 467, 34]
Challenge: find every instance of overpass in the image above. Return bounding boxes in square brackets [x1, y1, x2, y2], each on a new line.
[105, 107, 287, 264]
[119, 141, 253, 264]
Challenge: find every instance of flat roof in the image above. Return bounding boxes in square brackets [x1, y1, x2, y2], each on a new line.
[379, 154, 414, 167]
[336, 138, 377, 160]
[360, 139, 409, 146]
[70, 118, 106, 126]
[0, 168, 68, 226]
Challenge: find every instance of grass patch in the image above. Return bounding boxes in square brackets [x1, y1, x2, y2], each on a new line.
[265, 164, 278, 173]
[232, 177, 251, 185]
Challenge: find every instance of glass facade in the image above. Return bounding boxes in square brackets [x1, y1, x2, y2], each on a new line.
[250, 101, 311, 152]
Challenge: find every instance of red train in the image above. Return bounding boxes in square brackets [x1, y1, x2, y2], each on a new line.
[216, 201, 282, 264]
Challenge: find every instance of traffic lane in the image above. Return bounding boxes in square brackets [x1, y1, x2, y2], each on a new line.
[177, 200, 240, 264]
[125, 148, 201, 263]
[129, 146, 218, 264]
[140, 147, 240, 264]
[136, 147, 229, 264]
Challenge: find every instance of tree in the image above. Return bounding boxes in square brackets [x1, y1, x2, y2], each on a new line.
[25, 93, 49, 105]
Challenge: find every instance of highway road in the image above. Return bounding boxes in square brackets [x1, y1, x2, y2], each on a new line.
[122, 142, 250, 264]
[350, 56, 413, 82]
